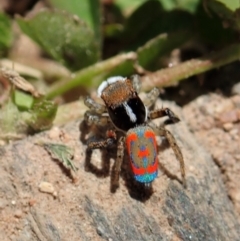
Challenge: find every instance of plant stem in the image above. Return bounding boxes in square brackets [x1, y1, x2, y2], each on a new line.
[47, 43, 240, 99]
[141, 43, 240, 90]
[46, 52, 136, 99]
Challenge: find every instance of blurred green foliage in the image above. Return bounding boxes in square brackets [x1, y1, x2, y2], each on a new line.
[0, 12, 12, 56]
[47, 0, 102, 46]
[17, 10, 100, 71]
[0, 0, 240, 137]
[13, 0, 240, 75]
[11, 0, 239, 74]
[27, 98, 58, 131]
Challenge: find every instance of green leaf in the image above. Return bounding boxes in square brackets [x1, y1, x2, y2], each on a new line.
[16, 9, 100, 71]
[47, 0, 102, 47]
[121, 0, 163, 49]
[42, 143, 77, 172]
[195, 3, 236, 44]
[121, 1, 194, 51]
[215, 0, 239, 11]
[0, 12, 12, 55]
[13, 90, 34, 110]
[206, 0, 240, 32]
[28, 99, 58, 131]
[0, 97, 57, 138]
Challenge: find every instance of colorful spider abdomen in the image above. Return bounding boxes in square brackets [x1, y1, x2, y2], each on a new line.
[126, 125, 158, 184]
[98, 76, 147, 131]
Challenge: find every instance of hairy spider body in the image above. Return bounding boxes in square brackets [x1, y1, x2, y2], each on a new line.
[83, 75, 186, 190]
[126, 126, 158, 183]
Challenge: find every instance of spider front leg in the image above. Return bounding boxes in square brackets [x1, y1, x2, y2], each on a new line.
[84, 96, 106, 114]
[87, 130, 117, 149]
[85, 129, 117, 177]
[84, 96, 110, 126]
[143, 87, 161, 108]
[84, 111, 110, 126]
[148, 107, 180, 124]
[130, 75, 142, 94]
[154, 124, 186, 187]
[130, 75, 161, 108]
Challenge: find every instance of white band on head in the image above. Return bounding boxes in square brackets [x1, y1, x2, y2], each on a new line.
[107, 76, 125, 85]
[97, 81, 108, 97]
[97, 76, 126, 97]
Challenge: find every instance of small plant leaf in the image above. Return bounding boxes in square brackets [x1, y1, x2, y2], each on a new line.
[42, 143, 77, 172]
[28, 99, 58, 131]
[16, 9, 100, 71]
[0, 96, 58, 140]
[13, 90, 34, 110]
[0, 99, 24, 137]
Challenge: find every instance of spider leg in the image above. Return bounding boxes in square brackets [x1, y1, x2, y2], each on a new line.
[143, 87, 160, 108]
[84, 96, 111, 126]
[153, 124, 186, 187]
[111, 136, 125, 192]
[86, 129, 124, 192]
[130, 75, 141, 94]
[84, 110, 110, 126]
[87, 130, 117, 149]
[148, 107, 180, 124]
[130, 75, 161, 108]
[84, 96, 106, 114]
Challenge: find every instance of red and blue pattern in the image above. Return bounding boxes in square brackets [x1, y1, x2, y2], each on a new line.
[126, 126, 158, 184]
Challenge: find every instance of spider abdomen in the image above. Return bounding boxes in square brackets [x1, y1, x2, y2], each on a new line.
[126, 126, 158, 184]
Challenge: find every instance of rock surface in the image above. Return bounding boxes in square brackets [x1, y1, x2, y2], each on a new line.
[0, 99, 239, 241]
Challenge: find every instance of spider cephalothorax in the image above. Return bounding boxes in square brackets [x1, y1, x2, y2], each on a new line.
[83, 75, 186, 190]
[97, 76, 147, 131]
